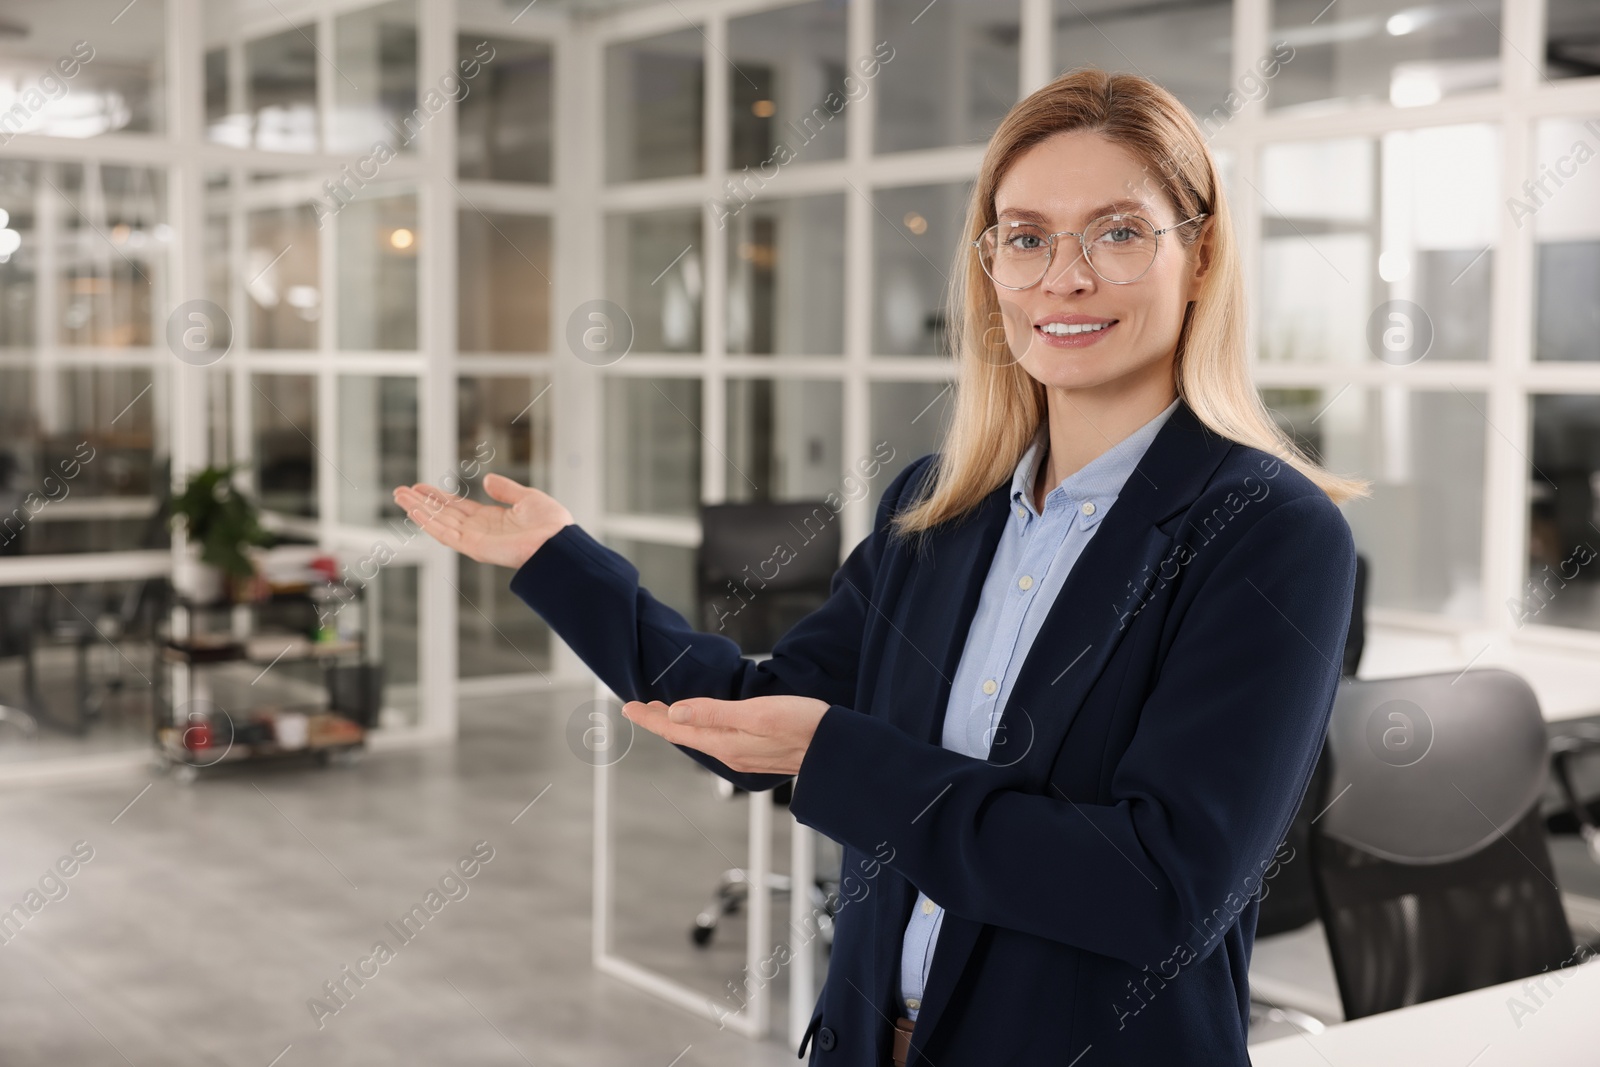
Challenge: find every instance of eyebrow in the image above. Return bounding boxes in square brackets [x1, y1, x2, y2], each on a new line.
[995, 199, 1152, 227]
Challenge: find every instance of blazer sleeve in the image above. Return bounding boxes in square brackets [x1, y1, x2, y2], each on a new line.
[786, 491, 1357, 969]
[506, 453, 936, 793]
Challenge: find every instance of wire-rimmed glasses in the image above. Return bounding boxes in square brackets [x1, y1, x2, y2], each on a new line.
[973, 212, 1209, 289]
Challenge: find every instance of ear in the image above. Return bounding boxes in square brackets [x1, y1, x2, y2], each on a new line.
[1186, 217, 1215, 298]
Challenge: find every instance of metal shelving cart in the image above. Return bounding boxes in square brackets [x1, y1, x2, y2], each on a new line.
[155, 581, 381, 783]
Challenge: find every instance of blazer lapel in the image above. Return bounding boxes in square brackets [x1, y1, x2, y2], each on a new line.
[902, 398, 1236, 1061]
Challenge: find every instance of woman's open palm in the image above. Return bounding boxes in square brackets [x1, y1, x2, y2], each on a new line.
[392, 473, 573, 569]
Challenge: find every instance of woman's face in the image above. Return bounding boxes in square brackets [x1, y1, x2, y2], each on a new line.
[989, 129, 1210, 396]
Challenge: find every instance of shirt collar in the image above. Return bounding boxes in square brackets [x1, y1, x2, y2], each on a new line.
[1009, 396, 1181, 527]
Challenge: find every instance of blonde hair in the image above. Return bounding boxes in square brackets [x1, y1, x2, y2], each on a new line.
[891, 68, 1370, 541]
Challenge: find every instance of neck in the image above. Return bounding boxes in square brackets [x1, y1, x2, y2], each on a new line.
[1032, 373, 1178, 514]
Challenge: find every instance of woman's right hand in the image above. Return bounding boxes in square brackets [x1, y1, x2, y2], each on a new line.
[392, 473, 574, 569]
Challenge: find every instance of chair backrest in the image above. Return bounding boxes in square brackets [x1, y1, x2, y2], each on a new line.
[696, 501, 841, 657]
[1309, 668, 1575, 1020]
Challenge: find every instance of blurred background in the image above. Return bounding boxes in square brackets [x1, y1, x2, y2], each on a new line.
[0, 0, 1597, 1064]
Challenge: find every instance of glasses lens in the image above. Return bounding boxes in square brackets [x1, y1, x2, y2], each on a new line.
[978, 223, 1051, 288]
[1085, 215, 1157, 283]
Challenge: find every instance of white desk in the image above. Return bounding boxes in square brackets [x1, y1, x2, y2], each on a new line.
[1249, 958, 1600, 1066]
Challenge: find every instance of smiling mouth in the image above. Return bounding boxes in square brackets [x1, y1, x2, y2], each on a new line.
[1036, 320, 1118, 337]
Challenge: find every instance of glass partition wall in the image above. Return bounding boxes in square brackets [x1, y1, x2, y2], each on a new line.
[1, 0, 1598, 759]
[0, 0, 564, 766]
[588, 0, 1600, 670]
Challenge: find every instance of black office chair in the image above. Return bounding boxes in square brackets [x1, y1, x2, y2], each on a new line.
[1545, 717, 1600, 870]
[687, 500, 843, 948]
[1308, 668, 1586, 1020]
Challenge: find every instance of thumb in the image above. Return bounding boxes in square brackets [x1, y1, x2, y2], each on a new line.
[668, 698, 726, 729]
[483, 471, 531, 505]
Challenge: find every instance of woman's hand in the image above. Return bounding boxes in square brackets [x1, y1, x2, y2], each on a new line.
[392, 473, 574, 569]
[621, 694, 831, 777]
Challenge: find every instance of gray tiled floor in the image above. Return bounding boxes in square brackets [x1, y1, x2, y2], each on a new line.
[0, 685, 802, 1067]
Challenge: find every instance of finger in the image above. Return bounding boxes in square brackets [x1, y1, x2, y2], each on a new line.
[406, 483, 478, 517]
[666, 698, 732, 730]
[482, 472, 531, 506]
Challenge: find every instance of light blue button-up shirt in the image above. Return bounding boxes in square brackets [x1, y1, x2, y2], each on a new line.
[898, 396, 1180, 1020]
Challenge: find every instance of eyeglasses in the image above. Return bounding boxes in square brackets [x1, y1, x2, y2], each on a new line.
[973, 212, 1209, 289]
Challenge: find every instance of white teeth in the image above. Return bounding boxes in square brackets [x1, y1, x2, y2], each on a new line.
[1039, 321, 1112, 335]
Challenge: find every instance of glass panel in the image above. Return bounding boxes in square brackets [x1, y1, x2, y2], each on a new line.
[253, 373, 317, 517]
[606, 209, 702, 354]
[56, 163, 167, 348]
[375, 561, 420, 727]
[605, 28, 704, 182]
[1547, 0, 1600, 82]
[1532, 116, 1600, 363]
[724, 379, 843, 504]
[247, 25, 319, 152]
[337, 375, 417, 527]
[1525, 395, 1600, 632]
[0, 579, 158, 756]
[455, 372, 554, 678]
[457, 374, 552, 501]
[604, 377, 701, 518]
[0, 367, 167, 556]
[457, 554, 553, 678]
[206, 366, 232, 471]
[601, 536, 697, 621]
[1269, 0, 1501, 112]
[0, 160, 37, 347]
[331, 0, 418, 156]
[870, 379, 952, 513]
[873, 182, 970, 356]
[458, 210, 551, 352]
[457, 36, 553, 183]
[337, 191, 418, 351]
[875, 0, 1019, 154]
[1054, 0, 1234, 121]
[247, 202, 320, 350]
[1264, 386, 1485, 620]
[0, 2, 164, 139]
[727, 1, 850, 169]
[1258, 125, 1498, 364]
[204, 47, 233, 143]
[725, 193, 844, 356]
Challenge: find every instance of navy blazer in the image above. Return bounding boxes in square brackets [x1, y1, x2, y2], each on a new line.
[509, 397, 1358, 1066]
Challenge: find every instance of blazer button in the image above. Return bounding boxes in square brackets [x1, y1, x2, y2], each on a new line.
[817, 1026, 836, 1052]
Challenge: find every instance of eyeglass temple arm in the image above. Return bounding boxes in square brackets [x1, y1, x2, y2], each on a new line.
[1153, 212, 1210, 235]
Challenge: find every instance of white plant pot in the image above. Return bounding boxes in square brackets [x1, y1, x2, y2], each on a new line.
[179, 552, 226, 605]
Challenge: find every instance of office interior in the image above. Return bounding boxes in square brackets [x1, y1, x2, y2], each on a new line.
[0, 0, 1598, 1063]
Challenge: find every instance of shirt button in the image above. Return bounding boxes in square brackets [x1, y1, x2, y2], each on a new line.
[906, 998, 921, 1011]
[922, 899, 936, 915]
[981, 679, 997, 695]
[1017, 575, 1033, 591]
[1082, 501, 1096, 516]
[1015, 505, 1025, 518]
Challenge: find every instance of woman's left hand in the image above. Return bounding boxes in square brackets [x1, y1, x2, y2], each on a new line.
[621, 694, 831, 777]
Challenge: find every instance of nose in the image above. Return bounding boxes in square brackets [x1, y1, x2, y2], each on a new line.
[1039, 237, 1098, 296]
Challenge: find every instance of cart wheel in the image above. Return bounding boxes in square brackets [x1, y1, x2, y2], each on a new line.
[690, 922, 714, 947]
[173, 764, 199, 786]
[315, 749, 334, 767]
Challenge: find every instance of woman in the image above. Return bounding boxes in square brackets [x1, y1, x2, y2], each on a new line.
[395, 69, 1367, 1067]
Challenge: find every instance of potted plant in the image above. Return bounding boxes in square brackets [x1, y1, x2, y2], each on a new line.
[169, 465, 275, 603]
